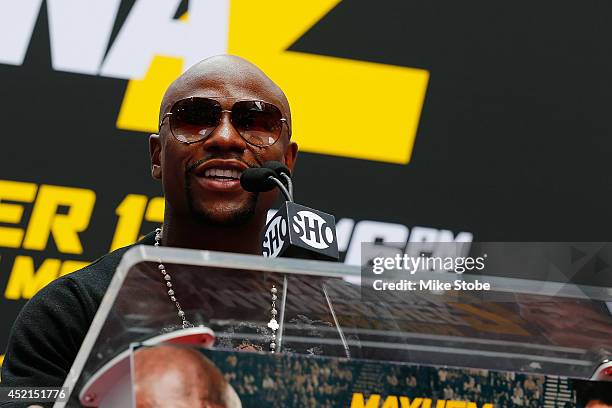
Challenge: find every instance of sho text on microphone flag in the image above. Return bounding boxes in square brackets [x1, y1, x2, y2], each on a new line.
[263, 202, 339, 260]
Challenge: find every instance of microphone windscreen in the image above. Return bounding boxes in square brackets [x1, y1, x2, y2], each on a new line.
[240, 167, 277, 192]
[263, 161, 291, 178]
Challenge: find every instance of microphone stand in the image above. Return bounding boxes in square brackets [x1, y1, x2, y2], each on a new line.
[268, 174, 348, 358]
[322, 283, 351, 359]
[245, 168, 343, 356]
[267, 176, 293, 202]
[279, 173, 293, 200]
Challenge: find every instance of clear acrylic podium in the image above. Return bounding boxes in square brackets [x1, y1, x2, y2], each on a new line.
[56, 245, 612, 407]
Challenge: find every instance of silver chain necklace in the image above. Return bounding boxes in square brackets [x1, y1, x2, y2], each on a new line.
[154, 228, 192, 329]
[154, 227, 279, 352]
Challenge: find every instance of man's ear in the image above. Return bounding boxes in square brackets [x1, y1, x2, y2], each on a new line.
[149, 134, 162, 180]
[284, 141, 298, 172]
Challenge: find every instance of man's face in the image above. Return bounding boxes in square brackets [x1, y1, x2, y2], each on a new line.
[134, 346, 231, 408]
[585, 401, 612, 408]
[151, 78, 297, 226]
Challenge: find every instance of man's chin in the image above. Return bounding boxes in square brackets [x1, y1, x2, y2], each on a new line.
[185, 182, 259, 226]
[189, 204, 256, 227]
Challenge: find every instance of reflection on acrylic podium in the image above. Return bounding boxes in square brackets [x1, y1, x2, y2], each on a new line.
[54, 245, 612, 407]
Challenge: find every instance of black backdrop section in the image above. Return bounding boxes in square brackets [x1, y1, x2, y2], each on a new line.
[289, 0, 612, 241]
[1, 0, 612, 355]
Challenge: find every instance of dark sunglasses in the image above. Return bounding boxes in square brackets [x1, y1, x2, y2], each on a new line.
[159, 97, 290, 147]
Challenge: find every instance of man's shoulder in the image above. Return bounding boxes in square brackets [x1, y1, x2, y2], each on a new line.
[60, 231, 157, 301]
[3, 230, 158, 363]
[0, 232, 157, 391]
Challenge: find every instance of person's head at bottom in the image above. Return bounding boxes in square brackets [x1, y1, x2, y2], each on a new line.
[574, 380, 612, 408]
[134, 345, 241, 408]
[585, 402, 612, 408]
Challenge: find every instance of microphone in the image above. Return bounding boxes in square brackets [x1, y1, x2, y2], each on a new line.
[240, 164, 339, 261]
[263, 161, 290, 178]
[241, 167, 292, 202]
[240, 167, 277, 192]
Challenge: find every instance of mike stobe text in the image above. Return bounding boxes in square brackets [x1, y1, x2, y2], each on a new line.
[372, 279, 491, 291]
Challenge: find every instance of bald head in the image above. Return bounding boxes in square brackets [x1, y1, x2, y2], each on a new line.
[160, 55, 291, 128]
[134, 346, 241, 408]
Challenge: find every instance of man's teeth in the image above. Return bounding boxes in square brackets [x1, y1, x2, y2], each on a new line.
[203, 168, 242, 179]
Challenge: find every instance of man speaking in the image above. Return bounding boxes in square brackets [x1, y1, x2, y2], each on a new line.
[1, 55, 298, 394]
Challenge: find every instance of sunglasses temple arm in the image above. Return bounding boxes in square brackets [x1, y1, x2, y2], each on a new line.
[158, 112, 172, 131]
[268, 176, 293, 202]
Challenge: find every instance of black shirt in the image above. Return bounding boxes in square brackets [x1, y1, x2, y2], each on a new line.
[0, 232, 155, 407]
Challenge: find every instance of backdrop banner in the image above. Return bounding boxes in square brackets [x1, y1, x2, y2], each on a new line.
[2, 0, 612, 361]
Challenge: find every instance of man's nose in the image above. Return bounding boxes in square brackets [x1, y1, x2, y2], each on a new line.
[201, 112, 247, 152]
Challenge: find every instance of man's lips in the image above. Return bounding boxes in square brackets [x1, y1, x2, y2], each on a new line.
[190, 159, 249, 192]
[195, 176, 242, 192]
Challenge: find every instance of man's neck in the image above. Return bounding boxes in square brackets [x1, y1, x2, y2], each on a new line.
[160, 214, 264, 255]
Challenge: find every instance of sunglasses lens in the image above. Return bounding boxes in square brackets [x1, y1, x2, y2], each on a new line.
[232, 101, 284, 147]
[170, 98, 221, 143]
